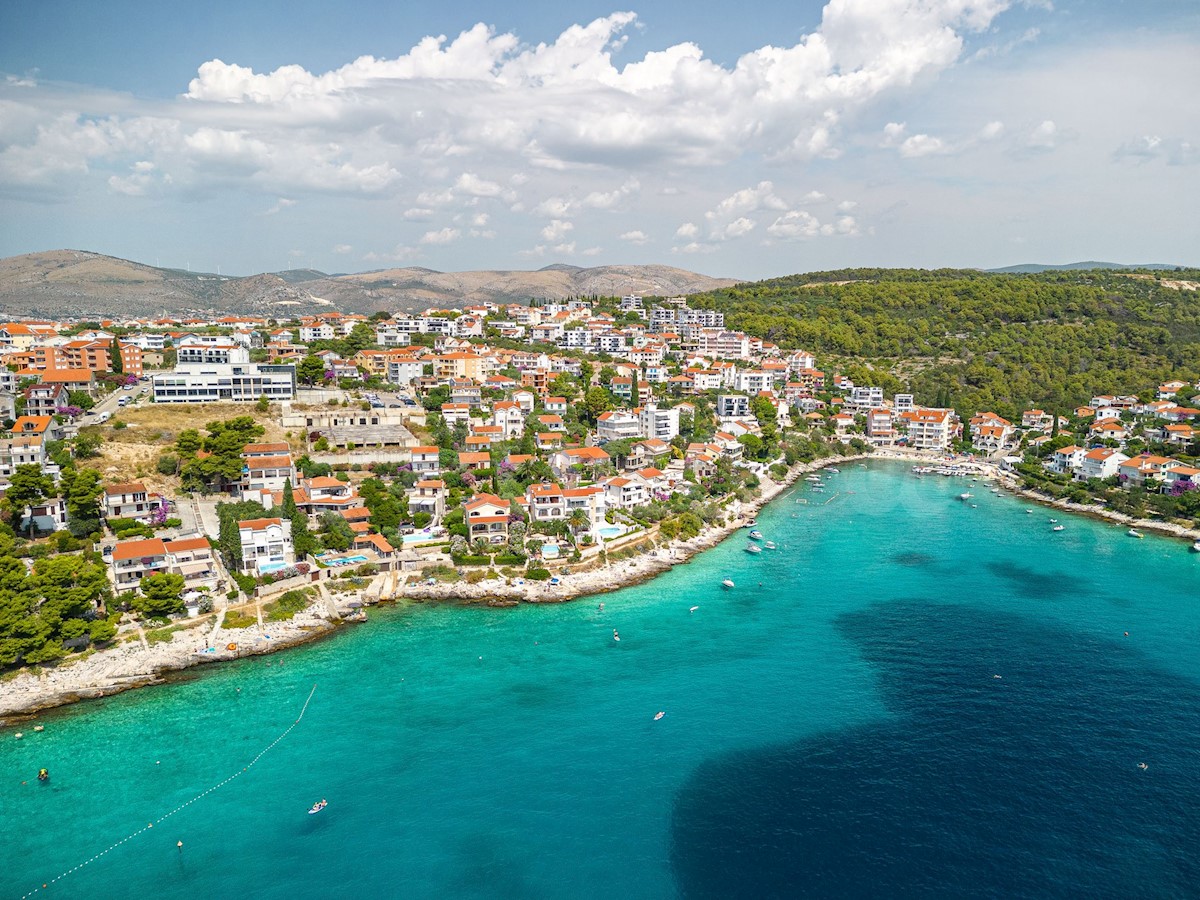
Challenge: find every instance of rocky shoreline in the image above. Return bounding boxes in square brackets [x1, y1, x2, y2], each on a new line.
[16, 446, 1185, 723]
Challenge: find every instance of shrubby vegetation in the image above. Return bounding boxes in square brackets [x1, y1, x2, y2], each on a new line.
[691, 268, 1200, 420]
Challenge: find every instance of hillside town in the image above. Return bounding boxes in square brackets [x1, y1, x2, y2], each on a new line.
[1, 294, 1198, 673]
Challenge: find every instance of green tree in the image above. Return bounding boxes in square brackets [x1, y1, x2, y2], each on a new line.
[67, 389, 95, 411]
[110, 341, 124, 375]
[281, 479, 318, 558]
[298, 355, 327, 386]
[133, 572, 185, 619]
[582, 386, 612, 424]
[65, 467, 104, 538]
[73, 431, 102, 459]
[4, 464, 55, 536]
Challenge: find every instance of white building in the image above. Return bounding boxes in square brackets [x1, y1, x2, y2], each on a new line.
[152, 344, 295, 404]
[1074, 448, 1129, 482]
[238, 517, 295, 575]
[597, 410, 642, 443]
[907, 408, 955, 450]
[638, 403, 680, 441]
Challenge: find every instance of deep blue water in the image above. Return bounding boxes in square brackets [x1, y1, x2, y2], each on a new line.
[2, 462, 1199, 899]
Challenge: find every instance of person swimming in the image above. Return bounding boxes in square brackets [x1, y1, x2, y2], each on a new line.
[37, 768, 49, 782]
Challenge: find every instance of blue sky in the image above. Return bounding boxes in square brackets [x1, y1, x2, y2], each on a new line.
[1, 1, 1196, 279]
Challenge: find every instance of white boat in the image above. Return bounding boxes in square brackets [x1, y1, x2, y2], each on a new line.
[959, 492, 972, 501]
[748, 530, 764, 540]
[1191, 540, 1200, 552]
[745, 543, 762, 554]
[764, 541, 777, 550]
[308, 800, 328, 815]
[990, 487, 1000, 494]
[1052, 525, 1065, 532]
[722, 579, 735, 588]
[1127, 529, 1144, 539]
[742, 519, 756, 528]
[826, 467, 840, 474]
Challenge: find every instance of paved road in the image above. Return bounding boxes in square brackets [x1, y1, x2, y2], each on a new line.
[78, 379, 151, 424]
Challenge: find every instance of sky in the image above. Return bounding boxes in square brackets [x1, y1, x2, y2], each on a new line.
[1, 0, 1197, 279]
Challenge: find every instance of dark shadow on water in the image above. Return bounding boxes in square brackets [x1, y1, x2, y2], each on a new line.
[983, 560, 1084, 599]
[891, 552, 936, 567]
[670, 601, 1200, 899]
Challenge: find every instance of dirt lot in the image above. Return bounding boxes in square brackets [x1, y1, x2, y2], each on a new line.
[88, 403, 296, 488]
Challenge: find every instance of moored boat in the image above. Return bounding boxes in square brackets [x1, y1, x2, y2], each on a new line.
[1127, 529, 1144, 539]
[745, 543, 762, 554]
[1052, 524, 1065, 532]
[722, 579, 735, 588]
[748, 530, 764, 540]
[764, 541, 777, 550]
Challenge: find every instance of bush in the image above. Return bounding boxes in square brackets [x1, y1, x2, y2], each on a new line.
[266, 589, 310, 622]
[413, 512, 432, 528]
[112, 420, 127, 430]
[222, 610, 257, 629]
[526, 567, 552, 581]
[493, 552, 526, 565]
[451, 554, 491, 566]
[232, 572, 258, 594]
[465, 570, 489, 584]
[157, 454, 179, 476]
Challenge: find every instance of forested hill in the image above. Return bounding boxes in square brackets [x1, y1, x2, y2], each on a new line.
[688, 268, 1200, 420]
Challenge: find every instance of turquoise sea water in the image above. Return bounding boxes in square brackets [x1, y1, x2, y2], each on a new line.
[4, 461, 1200, 899]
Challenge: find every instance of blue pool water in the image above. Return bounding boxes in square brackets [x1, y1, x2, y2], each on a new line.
[542, 543, 560, 558]
[5, 461, 1200, 898]
[597, 525, 624, 539]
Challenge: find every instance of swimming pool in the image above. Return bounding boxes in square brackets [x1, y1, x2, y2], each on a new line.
[542, 543, 560, 558]
[402, 529, 440, 544]
[596, 525, 626, 540]
[257, 561, 289, 574]
[322, 554, 369, 567]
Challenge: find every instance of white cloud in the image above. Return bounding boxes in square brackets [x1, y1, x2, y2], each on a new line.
[403, 207, 434, 220]
[541, 219, 574, 241]
[1114, 135, 1198, 166]
[419, 227, 460, 245]
[980, 120, 1005, 140]
[333, 244, 353, 254]
[455, 172, 504, 197]
[263, 197, 297, 215]
[552, 241, 577, 255]
[767, 211, 822, 240]
[672, 241, 718, 255]
[619, 230, 650, 244]
[581, 246, 603, 256]
[1026, 119, 1057, 150]
[722, 217, 756, 239]
[675, 222, 699, 239]
[709, 181, 788, 219]
[899, 134, 949, 157]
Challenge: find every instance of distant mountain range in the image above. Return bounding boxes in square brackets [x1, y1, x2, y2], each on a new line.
[986, 261, 1187, 274]
[0, 250, 741, 318]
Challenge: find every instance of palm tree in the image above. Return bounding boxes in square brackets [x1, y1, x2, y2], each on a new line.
[568, 508, 590, 537]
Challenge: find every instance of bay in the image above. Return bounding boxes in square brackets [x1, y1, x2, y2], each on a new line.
[3, 460, 1199, 899]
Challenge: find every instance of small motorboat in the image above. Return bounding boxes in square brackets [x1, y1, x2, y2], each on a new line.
[959, 492, 972, 501]
[1191, 540, 1200, 553]
[745, 543, 762, 554]
[308, 799, 328, 815]
[764, 541, 777, 550]
[654, 711, 665, 721]
[1127, 529, 1144, 539]
[1049, 518, 1058, 523]
[1025, 508, 1033, 514]
[1052, 525, 1065, 532]
[722, 579, 735, 589]
[613, 629, 621, 642]
[748, 530, 764, 540]
[742, 519, 756, 528]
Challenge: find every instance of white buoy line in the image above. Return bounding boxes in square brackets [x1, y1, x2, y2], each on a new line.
[21, 683, 318, 900]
